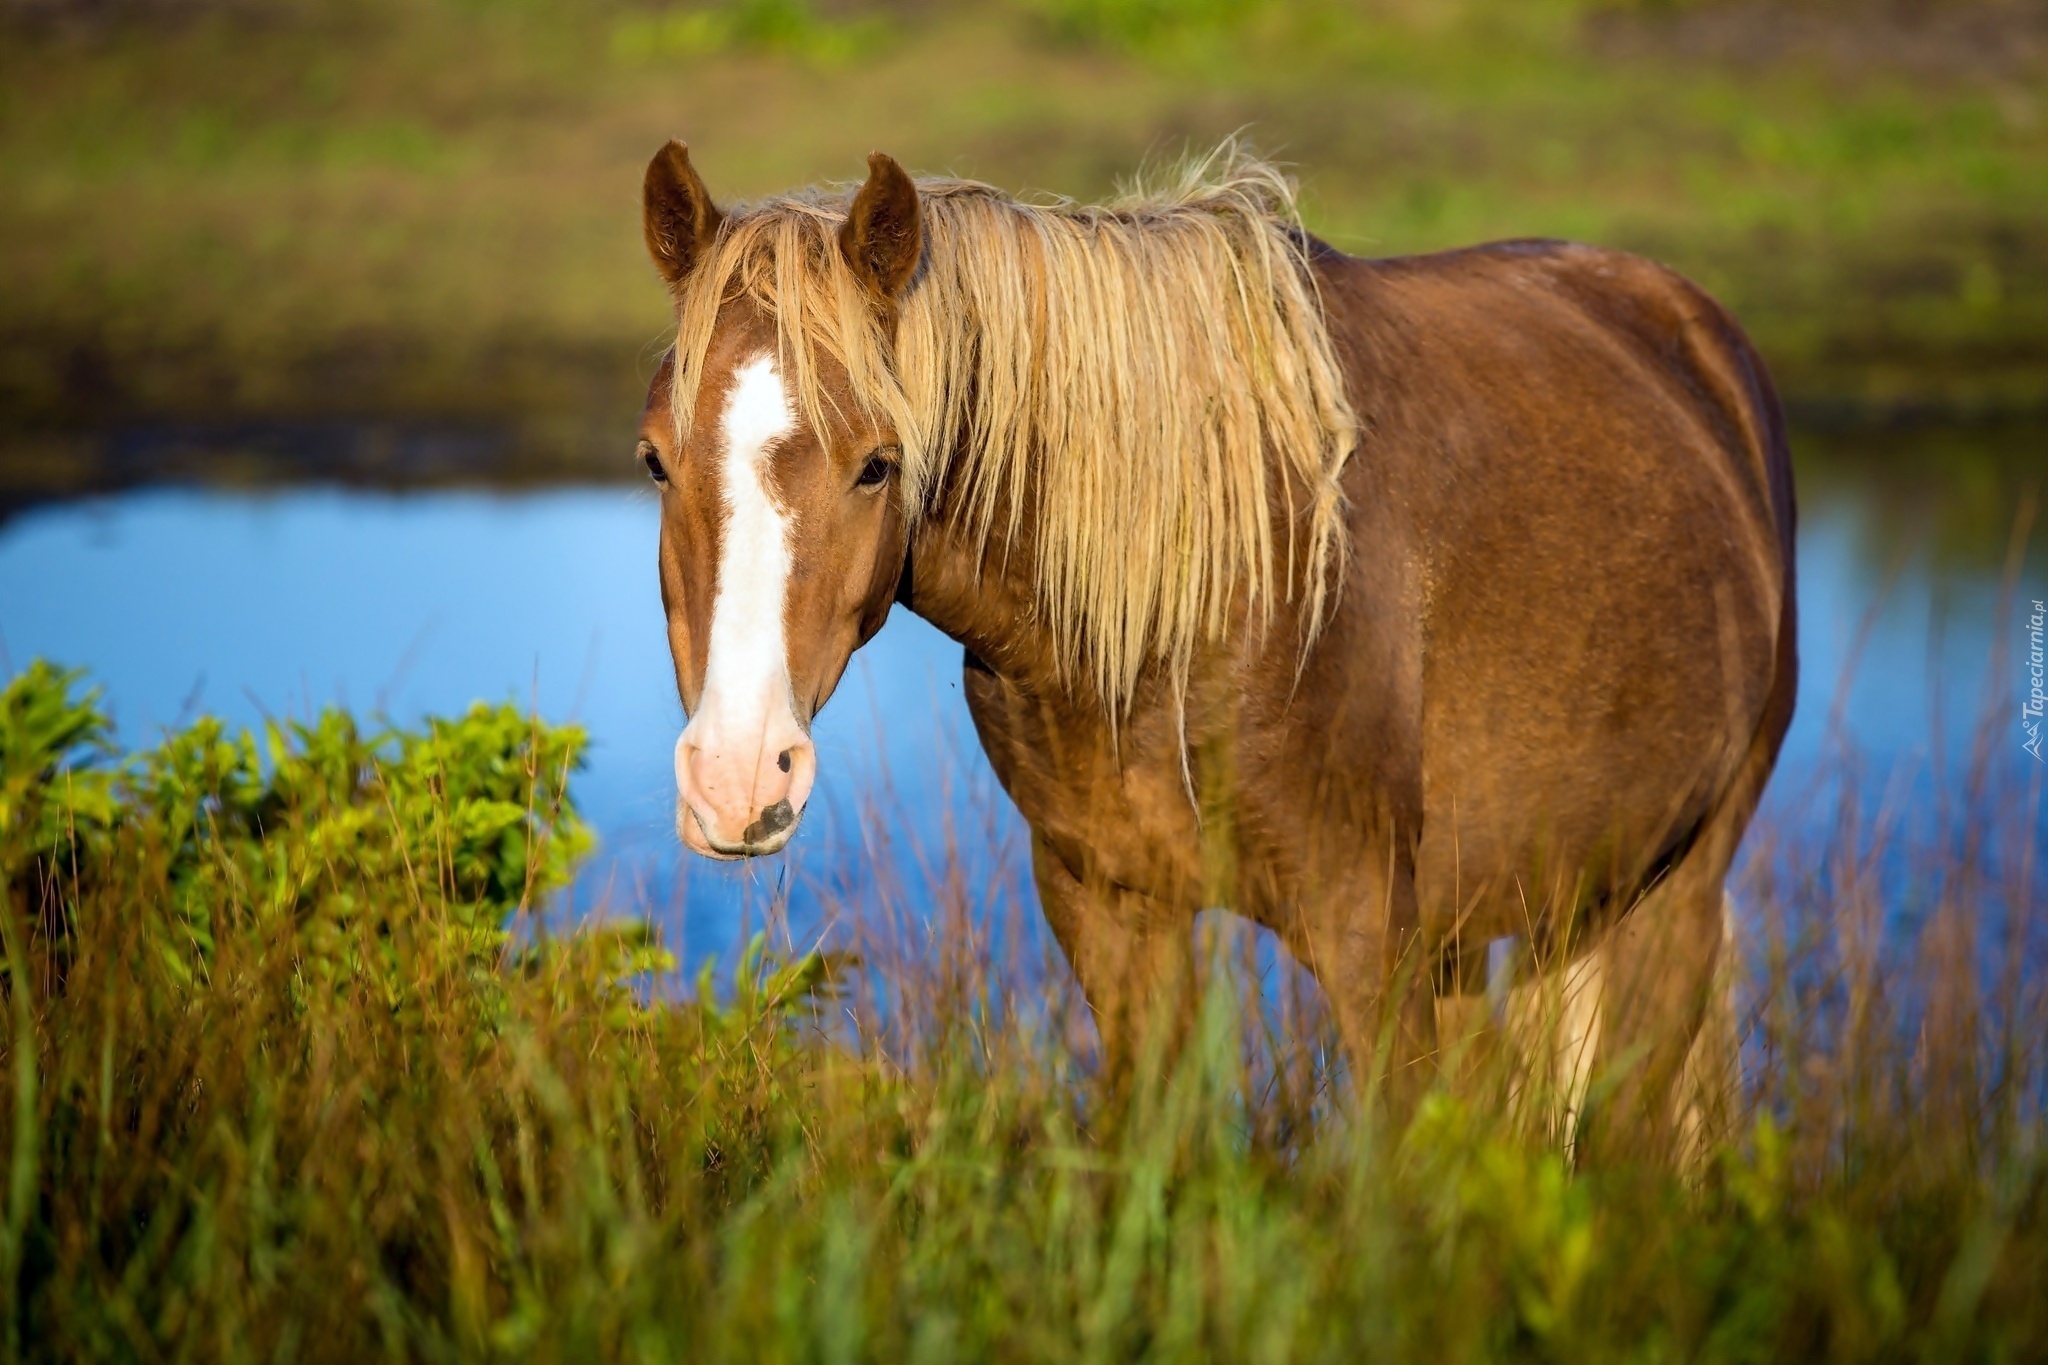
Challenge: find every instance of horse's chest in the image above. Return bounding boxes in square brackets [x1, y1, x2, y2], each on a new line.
[961, 664, 1208, 900]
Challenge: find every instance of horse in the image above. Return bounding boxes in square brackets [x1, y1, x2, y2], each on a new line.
[633, 141, 1796, 1158]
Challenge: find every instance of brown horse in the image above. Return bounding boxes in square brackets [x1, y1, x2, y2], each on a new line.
[634, 141, 1796, 1156]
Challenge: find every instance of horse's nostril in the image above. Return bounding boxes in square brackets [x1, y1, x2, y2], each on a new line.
[741, 799, 797, 847]
[758, 799, 795, 835]
[777, 749, 792, 773]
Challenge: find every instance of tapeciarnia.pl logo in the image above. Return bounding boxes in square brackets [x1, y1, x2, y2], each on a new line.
[2025, 598, 2045, 761]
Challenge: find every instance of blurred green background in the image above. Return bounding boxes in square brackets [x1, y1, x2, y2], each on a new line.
[1, 0, 2044, 461]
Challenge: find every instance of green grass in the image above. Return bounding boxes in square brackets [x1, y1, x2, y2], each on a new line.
[4, 658, 2046, 1360]
[0, 0, 2044, 448]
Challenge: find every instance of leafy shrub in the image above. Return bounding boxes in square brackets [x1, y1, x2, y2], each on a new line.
[0, 661, 117, 891]
[3, 662, 597, 1006]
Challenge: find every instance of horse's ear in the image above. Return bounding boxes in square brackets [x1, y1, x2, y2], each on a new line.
[643, 140, 723, 292]
[839, 151, 922, 303]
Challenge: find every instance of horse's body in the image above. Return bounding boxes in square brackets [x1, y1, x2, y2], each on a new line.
[636, 145, 1795, 1154]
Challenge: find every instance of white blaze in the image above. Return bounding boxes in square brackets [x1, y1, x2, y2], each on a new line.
[681, 352, 798, 774]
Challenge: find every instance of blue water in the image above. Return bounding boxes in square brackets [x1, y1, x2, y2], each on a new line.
[0, 484, 1018, 955]
[1, 456, 2041, 957]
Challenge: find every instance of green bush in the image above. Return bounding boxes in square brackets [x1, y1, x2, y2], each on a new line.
[0, 660, 117, 889]
[3, 661, 596, 998]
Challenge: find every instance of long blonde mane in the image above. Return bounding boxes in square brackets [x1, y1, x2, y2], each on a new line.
[667, 144, 1359, 711]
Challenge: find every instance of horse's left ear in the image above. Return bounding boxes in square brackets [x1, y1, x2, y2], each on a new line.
[839, 151, 922, 303]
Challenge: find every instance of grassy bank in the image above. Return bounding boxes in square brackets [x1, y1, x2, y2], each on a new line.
[1, 0, 2045, 452]
[4, 658, 2046, 1360]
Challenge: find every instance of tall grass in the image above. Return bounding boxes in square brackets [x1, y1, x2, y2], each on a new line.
[2, 655, 2044, 1361]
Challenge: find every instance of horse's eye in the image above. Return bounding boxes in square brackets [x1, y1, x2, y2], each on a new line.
[855, 448, 896, 491]
[639, 441, 669, 486]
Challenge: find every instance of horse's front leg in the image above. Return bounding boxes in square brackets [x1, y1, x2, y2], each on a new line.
[1031, 833, 1196, 1106]
[1275, 850, 1438, 1117]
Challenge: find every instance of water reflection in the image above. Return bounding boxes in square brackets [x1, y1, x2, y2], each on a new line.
[0, 424, 2041, 954]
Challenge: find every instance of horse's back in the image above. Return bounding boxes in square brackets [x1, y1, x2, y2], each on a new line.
[1309, 238, 1797, 944]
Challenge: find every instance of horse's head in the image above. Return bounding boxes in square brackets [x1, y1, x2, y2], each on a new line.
[637, 142, 923, 859]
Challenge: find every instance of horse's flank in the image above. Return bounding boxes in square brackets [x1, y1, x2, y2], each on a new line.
[662, 145, 1359, 711]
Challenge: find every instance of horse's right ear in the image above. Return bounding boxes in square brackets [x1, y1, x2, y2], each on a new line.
[643, 140, 723, 292]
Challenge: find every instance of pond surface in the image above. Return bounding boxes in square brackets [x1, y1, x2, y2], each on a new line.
[2, 425, 2042, 957]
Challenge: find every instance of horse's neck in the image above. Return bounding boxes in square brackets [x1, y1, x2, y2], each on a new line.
[899, 474, 1277, 715]
[901, 495, 1060, 689]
